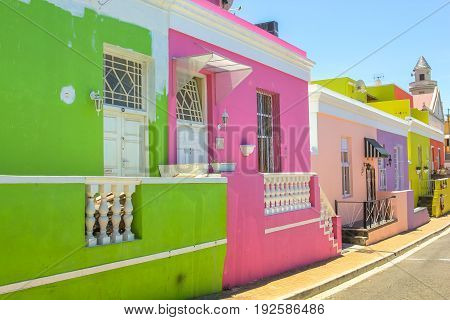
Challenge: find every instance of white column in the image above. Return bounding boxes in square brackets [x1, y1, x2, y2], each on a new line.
[85, 184, 98, 247]
[122, 184, 136, 241]
[304, 175, 311, 208]
[264, 181, 271, 215]
[110, 184, 124, 243]
[97, 184, 111, 245]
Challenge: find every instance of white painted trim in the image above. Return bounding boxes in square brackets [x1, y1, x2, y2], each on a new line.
[103, 43, 153, 114]
[309, 85, 410, 137]
[161, 0, 314, 81]
[141, 177, 227, 184]
[0, 238, 227, 295]
[0, 176, 86, 184]
[407, 117, 444, 142]
[265, 217, 322, 234]
[0, 176, 227, 185]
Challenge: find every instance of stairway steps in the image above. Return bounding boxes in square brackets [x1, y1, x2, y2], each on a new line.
[342, 235, 368, 246]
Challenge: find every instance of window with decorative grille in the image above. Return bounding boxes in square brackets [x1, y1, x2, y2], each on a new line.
[257, 92, 275, 173]
[176, 79, 204, 123]
[104, 53, 144, 110]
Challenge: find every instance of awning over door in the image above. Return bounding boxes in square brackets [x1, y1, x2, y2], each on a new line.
[174, 53, 252, 103]
[364, 138, 389, 158]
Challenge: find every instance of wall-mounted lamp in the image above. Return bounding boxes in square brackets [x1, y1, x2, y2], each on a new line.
[387, 155, 392, 167]
[90, 90, 104, 115]
[217, 110, 229, 130]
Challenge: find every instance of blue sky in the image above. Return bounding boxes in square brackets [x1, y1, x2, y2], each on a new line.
[232, 0, 450, 110]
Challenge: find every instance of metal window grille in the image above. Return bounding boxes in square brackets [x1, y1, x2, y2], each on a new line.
[176, 79, 204, 123]
[104, 53, 144, 110]
[341, 138, 351, 196]
[257, 92, 274, 173]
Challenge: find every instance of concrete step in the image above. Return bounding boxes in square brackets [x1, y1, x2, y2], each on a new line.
[342, 235, 368, 246]
[342, 228, 368, 238]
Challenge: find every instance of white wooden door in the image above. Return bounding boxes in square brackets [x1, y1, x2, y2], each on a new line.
[177, 123, 207, 164]
[104, 109, 146, 176]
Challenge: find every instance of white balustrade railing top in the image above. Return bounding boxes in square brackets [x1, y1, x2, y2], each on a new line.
[263, 173, 315, 215]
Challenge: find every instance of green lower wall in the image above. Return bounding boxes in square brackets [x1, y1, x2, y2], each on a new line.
[0, 182, 227, 299]
[0, 0, 167, 176]
[3, 247, 225, 300]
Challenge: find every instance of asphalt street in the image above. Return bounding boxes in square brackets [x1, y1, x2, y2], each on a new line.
[327, 231, 450, 299]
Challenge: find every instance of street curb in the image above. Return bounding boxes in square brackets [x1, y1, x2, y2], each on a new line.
[283, 222, 450, 300]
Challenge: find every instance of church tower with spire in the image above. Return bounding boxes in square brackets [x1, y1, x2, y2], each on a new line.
[409, 56, 444, 130]
[409, 56, 437, 95]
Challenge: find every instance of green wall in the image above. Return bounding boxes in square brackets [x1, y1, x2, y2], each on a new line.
[408, 132, 431, 206]
[411, 108, 429, 124]
[0, 0, 167, 176]
[0, 182, 227, 299]
[312, 77, 367, 102]
[368, 99, 411, 120]
[366, 84, 395, 101]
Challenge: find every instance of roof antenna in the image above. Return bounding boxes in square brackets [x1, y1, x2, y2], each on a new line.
[229, 5, 243, 14]
[373, 73, 384, 86]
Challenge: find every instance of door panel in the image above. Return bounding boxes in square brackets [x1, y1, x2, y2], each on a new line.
[104, 110, 146, 177]
[177, 124, 207, 164]
[104, 115, 122, 176]
[122, 117, 145, 177]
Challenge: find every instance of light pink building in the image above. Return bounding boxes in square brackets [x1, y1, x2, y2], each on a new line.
[309, 84, 429, 245]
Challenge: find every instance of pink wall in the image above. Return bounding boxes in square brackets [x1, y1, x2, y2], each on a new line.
[408, 207, 430, 230]
[366, 190, 429, 245]
[223, 173, 340, 288]
[169, 29, 311, 172]
[366, 190, 411, 245]
[169, 29, 340, 289]
[311, 113, 377, 226]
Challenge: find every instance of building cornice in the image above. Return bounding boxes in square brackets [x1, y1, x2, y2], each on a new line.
[406, 117, 444, 142]
[309, 85, 410, 137]
[144, 0, 314, 81]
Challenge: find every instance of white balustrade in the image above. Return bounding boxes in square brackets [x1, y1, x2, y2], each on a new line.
[85, 178, 139, 247]
[263, 173, 314, 215]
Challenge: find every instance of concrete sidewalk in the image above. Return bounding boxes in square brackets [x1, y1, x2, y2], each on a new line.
[215, 215, 450, 300]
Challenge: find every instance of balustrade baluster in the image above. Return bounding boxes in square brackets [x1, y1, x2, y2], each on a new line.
[97, 184, 112, 245]
[110, 184, 124, 243]
[122, 184, 136, 241]
[85, 184, 98, 247]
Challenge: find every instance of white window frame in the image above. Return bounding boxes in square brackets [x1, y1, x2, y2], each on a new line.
[102, 44, 153, 177]
[393, 146, 401, 191]
[257, 91, 275, 173]
[176, 73, 208, 164]
[103, 44, 152, 114]
[341, 137, 352, 198]
[431, 146, 435, 171]
[176, 75, 207, 125]
[437, 148, 441, 169]
[378, 156, 387, 191]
